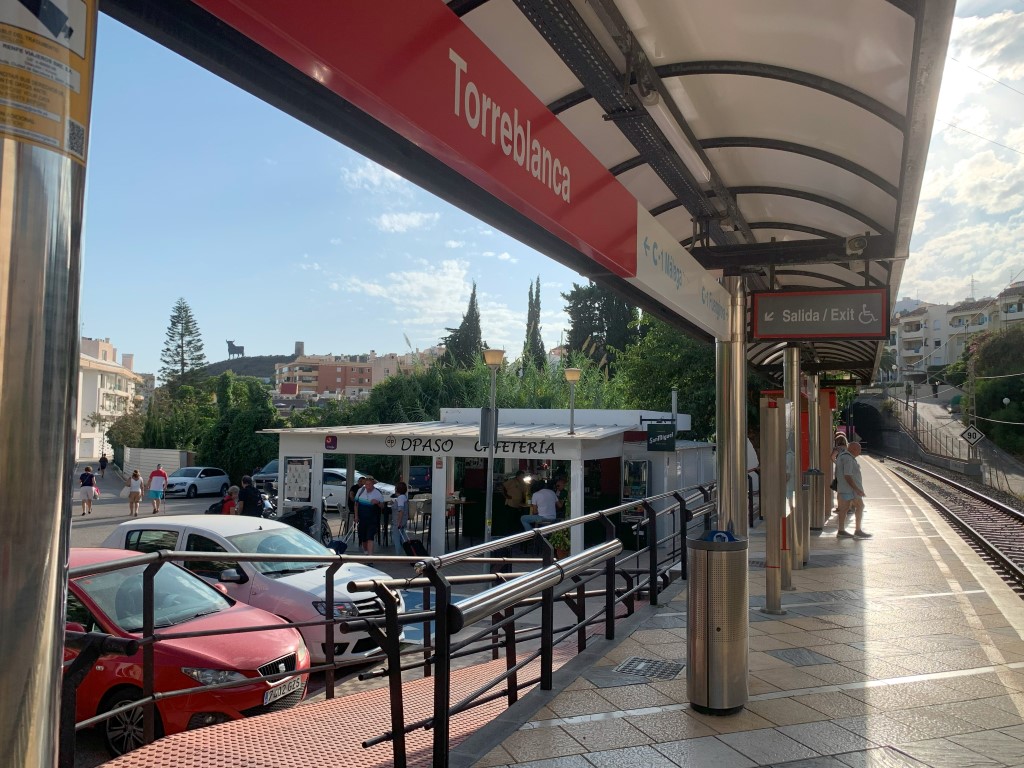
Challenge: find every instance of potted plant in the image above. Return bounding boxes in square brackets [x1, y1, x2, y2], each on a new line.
[548, 528, 571, 559]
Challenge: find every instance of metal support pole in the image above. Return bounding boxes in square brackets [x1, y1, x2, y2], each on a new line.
[715, 276, 749, 537]
[642, 500, 659, 605]
[759, 398, 786, 614]
[324, 561, 342, 698]
[484, 366, 498, 543]
[142, 563, 160, 745]
[426, 565, 452, 768]
[784, 348, 804, 570]
[602, 514, 617, 639]
[807, 374, 824, 531]
[0, 6, 98, 760]
[539, 537, 555, 690]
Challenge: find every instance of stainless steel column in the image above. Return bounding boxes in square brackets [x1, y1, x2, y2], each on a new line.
[0, 147, 87, 762]
[758, 398, 786, 615]
[715, 276, 748, 536]
[783, 347, 804, 570]
[807, 374, 825, 530]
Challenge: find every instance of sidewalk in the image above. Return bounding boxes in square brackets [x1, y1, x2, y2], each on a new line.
[458, 455, 1024, 767]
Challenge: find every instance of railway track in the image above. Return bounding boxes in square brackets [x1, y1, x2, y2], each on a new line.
[885, 457, 1024, 599]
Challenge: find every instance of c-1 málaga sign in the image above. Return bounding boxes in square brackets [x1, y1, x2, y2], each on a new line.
[751, 288, 889, 341]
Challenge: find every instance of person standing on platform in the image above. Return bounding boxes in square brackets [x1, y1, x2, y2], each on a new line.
[147, 464, 168, 514]
[503, 470, 529, 512]
[354, 476, 384, 557]
[830, 433, 849, 517]
[836, 441, 871, 539]
[521, 479, 559, 531]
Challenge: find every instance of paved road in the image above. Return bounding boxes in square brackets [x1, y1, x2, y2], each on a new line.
[70, 467, 216, 547]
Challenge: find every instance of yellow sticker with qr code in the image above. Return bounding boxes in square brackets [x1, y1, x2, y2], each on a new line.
[0, 0, 95, 164]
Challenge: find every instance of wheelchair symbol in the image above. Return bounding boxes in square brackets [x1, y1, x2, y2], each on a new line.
[858, 304, 878, 324]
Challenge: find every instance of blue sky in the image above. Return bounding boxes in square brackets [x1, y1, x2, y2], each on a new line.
[81, 4, 1024, 376]
[81, 15, 580, 375]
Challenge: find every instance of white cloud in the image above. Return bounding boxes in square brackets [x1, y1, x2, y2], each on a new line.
[329, 237, 343, 245]
[372, 211, 441, 233]
[445, 240, 465, 249]
[340, 160, 409, 194]
[329, 282, 339, 291]
[496, 252, 518, 263]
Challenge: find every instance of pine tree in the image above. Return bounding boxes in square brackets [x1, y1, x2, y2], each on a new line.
[442, 283, 484, 368]
[522, 276, 546, 371]
[159, 298, 207, 391]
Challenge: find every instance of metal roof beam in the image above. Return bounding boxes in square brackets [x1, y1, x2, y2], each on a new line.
[654, 61, 905, 130]
[689, 235, 894, 270]
[512, 0, 727, 241]
[722, 186, 892, 236]
[699, 137, 898, 198]
[760, 360, 877, 374]
[748, 222, 839, 239]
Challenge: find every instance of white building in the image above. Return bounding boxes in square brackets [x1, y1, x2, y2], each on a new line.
[76, 337, 143, 461]
[894, 302, 950, 379]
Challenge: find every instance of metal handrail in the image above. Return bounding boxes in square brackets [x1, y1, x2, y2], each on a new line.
[63, 479, 741, 768]
[449, 541, 623, 632]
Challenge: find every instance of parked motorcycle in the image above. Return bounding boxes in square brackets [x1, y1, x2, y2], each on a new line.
[275, 503, 332, 546]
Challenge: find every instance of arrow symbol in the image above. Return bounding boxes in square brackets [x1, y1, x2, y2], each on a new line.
[764, 312, 774, 322]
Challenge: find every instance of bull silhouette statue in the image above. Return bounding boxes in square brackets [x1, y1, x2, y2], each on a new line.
[226, 340, 245, 359]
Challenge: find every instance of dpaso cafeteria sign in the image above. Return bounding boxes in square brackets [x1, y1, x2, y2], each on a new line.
[751, 288, 889, 341]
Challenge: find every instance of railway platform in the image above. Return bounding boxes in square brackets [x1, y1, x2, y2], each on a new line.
[97, 455, 1024, 767]
[458, 455, 1024, 767]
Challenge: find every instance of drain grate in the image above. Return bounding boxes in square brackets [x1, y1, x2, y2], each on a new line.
[613, 657, 685, 680]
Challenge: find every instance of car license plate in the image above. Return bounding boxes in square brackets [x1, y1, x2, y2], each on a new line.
[263, 675, 302, 705]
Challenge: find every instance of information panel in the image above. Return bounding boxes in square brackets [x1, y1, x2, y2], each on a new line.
[751, 288, 888, 341]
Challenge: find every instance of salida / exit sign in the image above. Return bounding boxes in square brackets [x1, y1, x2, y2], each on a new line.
[751, 288, 889, 341]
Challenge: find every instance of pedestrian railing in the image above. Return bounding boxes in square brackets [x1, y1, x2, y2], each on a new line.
[61, 482, 725, 768]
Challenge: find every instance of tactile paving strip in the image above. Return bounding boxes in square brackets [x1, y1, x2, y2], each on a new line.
[613, 656, 685, 680]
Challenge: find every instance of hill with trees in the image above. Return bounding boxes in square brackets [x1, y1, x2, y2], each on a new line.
[199, 355, 294, 381]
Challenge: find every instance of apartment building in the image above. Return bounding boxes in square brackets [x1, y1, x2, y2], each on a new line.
[275, 354, 374, 399]
[77, 337, 143, 461]
[997, 281, 1024, 329]
[894, 303, 950, 378]
[946, 298, 997, 362]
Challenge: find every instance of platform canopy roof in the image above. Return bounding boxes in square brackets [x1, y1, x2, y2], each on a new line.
[108, 0, 954, 383]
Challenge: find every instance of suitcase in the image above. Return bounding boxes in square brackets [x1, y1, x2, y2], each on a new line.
[402, 537, 428, 557]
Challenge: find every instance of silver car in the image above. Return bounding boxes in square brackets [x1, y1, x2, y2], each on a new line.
[165, 466, 230, 498]
[100, 515, 404, 665]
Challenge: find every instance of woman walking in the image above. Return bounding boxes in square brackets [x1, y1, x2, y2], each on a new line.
[126, 469, 145, 517]
[79, 466, 97, 517]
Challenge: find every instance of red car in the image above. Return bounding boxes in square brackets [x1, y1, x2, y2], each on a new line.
[66, 548, 310, 756]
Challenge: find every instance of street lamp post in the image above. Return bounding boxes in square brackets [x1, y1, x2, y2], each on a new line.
[564, 368, 581, 435]
[482, 348, 505, 544]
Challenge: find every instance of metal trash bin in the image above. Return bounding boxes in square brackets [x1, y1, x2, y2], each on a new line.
[687, 534, 748, 714]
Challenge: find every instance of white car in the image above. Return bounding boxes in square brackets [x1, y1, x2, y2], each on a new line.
[165, 466, 230, 498]
[100, 516, 404, 665]
[322, 469, 395, 511]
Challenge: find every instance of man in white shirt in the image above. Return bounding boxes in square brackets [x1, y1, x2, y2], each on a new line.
[835, 442, 871, 539]
[521, 480, 559, 531]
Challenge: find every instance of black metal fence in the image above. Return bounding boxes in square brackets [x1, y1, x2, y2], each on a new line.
[61, 482, 731, 767]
